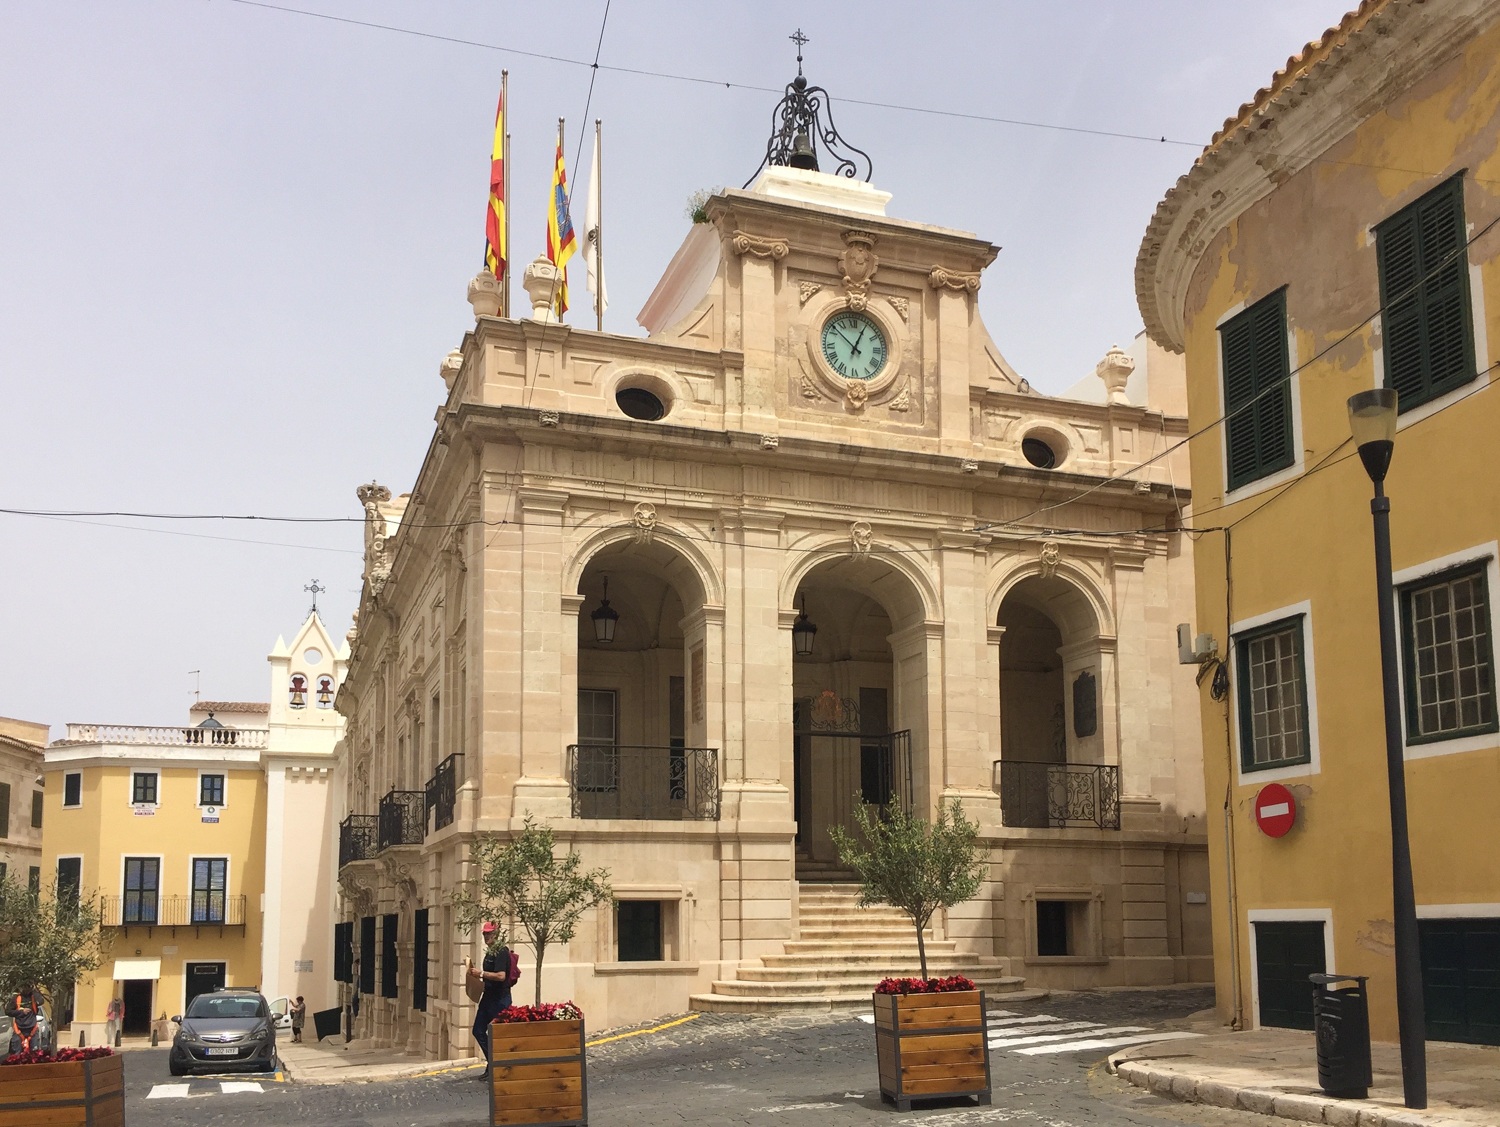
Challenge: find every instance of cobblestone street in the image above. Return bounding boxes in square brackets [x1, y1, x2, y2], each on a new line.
[124, 988, 1274, 1126]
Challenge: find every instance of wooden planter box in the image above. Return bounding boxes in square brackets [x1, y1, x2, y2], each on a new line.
[873, 989, 991, 1110]
[0, 1054, 124, 1127]
[487, 1018, 587, 1127]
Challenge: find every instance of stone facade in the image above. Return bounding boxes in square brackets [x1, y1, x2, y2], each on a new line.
[336, 166, 1210, 1057]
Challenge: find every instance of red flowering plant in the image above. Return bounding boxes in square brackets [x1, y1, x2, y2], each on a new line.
[3, 1046, 114, 1065]
[874, 975, 976, 995]
[492, 1001, 583, 1024]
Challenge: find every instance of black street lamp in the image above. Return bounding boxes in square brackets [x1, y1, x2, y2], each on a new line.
[590, 576, 620, 644]
[791, 594, 817, 657]
[1348, 387, 1426, 1109]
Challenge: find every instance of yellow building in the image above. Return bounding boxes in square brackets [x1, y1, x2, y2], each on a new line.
[42, 612, 346, 1043]
[1136, 0, 1500, 1044]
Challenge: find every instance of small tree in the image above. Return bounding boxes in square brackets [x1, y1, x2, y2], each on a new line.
[453, 816, 613, 1007]
[831, 799, 986, 981]
[0, 878, 107, 1020]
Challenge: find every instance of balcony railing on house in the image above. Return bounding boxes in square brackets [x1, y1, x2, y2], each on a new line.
[994, 759, 1121, 830]
[566, 744, 720, 821]
[424, 753, 463, 833]
[339, 814, 379, 866]
[100, 894, 247, 928]
[62, 723, 267, 748]
[378, 789, 426, 849]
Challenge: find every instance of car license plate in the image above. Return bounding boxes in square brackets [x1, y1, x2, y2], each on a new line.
[204, 1046, 239, 1056]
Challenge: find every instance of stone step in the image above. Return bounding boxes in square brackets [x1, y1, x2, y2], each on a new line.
[760, 950, 987, 969]
[796, 926, 923, 940]
[732, 961, 1005, 984]
[782, 939, 958, 955]
[702, 973, 1028, 1000]
[689, 985, 1048, 1014]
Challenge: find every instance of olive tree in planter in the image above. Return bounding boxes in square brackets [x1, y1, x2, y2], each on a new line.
[453, 816, 613, 1007]
[832, 800, 992, 1110]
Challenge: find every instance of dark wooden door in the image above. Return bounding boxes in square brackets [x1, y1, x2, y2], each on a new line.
[121, 978, 153, 1035]
[184, 962, 225, 1009]
[1255, 920, 1325, 1030]
[1421, 918, 1500, 1045]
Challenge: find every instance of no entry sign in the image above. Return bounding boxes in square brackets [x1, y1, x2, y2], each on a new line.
[1254, 783, 1297, 838]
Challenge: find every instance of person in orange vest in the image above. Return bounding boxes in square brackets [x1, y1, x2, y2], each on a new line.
[6, 987, 44, 1056]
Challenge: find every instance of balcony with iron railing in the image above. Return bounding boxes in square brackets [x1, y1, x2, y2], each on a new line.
[378, 789, 426, 850]
[339, 814, 379, 867]
[100, 893, 247, 929]
[993, 759, 1121, 830]
[566, 744, 720, 820]
[424, 753, 463, 833]
[62, 723, 267, 748]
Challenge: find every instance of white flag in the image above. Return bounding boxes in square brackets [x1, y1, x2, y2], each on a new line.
[585, 122, 607, 314]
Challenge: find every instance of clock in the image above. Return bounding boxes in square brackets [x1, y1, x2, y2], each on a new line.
[820, 310, 889, 381]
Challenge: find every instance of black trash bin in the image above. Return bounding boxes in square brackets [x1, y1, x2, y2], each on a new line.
[1309, 973, 1372, 1099]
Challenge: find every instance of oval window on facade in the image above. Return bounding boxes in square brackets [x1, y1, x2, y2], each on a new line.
[616, 387, 667, 421]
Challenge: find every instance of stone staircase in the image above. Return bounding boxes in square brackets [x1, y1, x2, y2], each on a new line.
[689, 883, 1027, 1012]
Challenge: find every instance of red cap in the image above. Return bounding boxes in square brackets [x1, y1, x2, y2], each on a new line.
[481, 921, 498, 934]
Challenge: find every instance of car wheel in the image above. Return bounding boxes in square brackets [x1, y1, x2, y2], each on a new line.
[169, 1059, 187, 1077]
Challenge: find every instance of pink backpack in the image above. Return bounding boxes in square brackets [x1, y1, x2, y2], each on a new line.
[506, 948, 521, 986]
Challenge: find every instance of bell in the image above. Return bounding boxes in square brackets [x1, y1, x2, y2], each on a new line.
[788, 130, 818, 171]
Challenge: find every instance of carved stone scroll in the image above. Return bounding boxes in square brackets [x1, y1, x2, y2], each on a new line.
[732, 231, 789, 260]
[886, 295, 909, 321]
[927, 266, 982, 293]
[798, 281, 823, 306]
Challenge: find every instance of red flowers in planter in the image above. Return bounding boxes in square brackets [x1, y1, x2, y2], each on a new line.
[874, 975, 976, 995]
[3, 1047, 115, 1065]
[492, 1001, 583, 1023]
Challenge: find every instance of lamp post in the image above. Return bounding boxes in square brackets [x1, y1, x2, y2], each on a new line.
[791, 594, 817, 657]
[1347, 387, 1426, 1109]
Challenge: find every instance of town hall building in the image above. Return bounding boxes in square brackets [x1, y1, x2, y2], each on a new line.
[334, 80, 1212, 1056]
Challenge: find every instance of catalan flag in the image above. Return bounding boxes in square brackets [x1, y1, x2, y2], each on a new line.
[546, 127, 577, 317]
[483, 81, 506, 282]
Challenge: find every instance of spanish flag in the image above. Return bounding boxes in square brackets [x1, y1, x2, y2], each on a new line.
[483, 80, 506, 281]
[546, 125, 577, 317]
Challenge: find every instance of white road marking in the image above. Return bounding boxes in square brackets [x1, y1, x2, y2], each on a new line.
[219, 1081, 264, 1094]
[146, 1084, 191, 1099]
[987, 1014, 1079, 1028]
[752, 1102, 844, 1112]
[1014, 1030, 1203, 1055]
[989, 1024, 1144, 1049]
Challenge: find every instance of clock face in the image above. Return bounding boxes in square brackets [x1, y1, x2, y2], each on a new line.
[820, 311, 889, 381]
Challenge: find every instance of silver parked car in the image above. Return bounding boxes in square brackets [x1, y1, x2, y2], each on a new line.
[168, 988, 277, 1075]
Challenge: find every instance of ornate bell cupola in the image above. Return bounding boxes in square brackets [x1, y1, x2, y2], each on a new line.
[745, 29, 872, 187]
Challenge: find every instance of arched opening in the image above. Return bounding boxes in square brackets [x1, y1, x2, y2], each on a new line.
[790, 555, 930, 878]
[574, 540, 715, 820]
[996, 574, 1117, 829]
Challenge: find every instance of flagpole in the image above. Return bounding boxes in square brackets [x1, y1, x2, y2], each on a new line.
[501, 70, 510, 319]
[557, 117, 566, 320]
[594, 119, 604, 333]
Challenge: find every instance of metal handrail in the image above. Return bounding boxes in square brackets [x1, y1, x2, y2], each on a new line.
[339, 814, 379, 866]
[993, 759, 1121, 830]
[378, 790, 425, 849]
[100, 894, 247, 927]
[424, 753, 463, 833]
[566, 744, 719, 820]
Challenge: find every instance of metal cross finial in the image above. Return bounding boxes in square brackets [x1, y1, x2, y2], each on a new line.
[304, 579, 326, 615]
[790, 28, 809, 76]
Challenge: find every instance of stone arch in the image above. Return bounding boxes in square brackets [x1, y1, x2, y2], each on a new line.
[563, 520, 722, 610]
[987, 554, 1114, 640]
[778, 541, 940, 632]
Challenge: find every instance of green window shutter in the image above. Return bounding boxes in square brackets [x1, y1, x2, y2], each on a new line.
[0, 782, 11, 839]
[1378, 175, 1475, 410]
[1221, 289, 1293, 490]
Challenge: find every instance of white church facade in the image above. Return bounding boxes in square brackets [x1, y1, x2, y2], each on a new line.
[334, 136, 1210, 1055]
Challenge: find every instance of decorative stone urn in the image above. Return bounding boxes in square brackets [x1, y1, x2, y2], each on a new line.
[1095, 343, 1136, 405]
[468, 270, 502, 318]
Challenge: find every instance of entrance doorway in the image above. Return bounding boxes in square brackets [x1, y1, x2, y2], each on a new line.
[184, 962, 226, 1009]
[120, 979, 153, 1036]
[1253, 920, 1325, 1029]
[1421, 917, 1500, 1045]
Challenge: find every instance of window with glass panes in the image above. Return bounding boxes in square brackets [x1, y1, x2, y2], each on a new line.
[1377, 175, 1476, 411]
[191, 858, 227, 923]
[63, 773, 82, 807]
[1235, 617, 1311, 771]
[576, 689, 618, 792]
[131, 772, 158, 805]
[123, 857, 160, 924]
[199, 774, 224, 806]
[1400, 564, 1497, 743]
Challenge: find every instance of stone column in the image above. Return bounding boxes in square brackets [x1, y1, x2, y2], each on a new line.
[512, 488, 571, 820]
[731, 240, 783, 434]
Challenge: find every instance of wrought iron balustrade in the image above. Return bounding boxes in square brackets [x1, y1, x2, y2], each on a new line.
[424, 753, 463, 833]
[566, 744, 720, 821]
[100, 894, 247, 928]
[378, 789, 426, 849]
[339, 813, 379, 866]
[994, 759, 1121, 830]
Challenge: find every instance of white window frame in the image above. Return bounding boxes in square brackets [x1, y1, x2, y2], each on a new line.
[1215, 298, 1306, 503]
[196, 770, 228, 809]
[1417, 902, 1500, 919]
[1392, 542, 1500, 760]
[1230, 600, 1322, 784]
[186, 855, 232, 925]
[120, 853, 165, 925]
[55, 854, 83, 895]
[62, 771, 83, 809]
[1246, 907, 1334, 1031]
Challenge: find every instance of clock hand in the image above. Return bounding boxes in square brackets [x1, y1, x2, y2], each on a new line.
[832, 326, 858, 349]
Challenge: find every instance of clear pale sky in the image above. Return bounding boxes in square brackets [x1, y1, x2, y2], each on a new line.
[0, 1, 1355, 735]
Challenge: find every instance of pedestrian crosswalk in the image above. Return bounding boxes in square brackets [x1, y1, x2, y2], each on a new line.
[856, 1007, 1202, 1058]
[147, 1078, 280, 1099]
